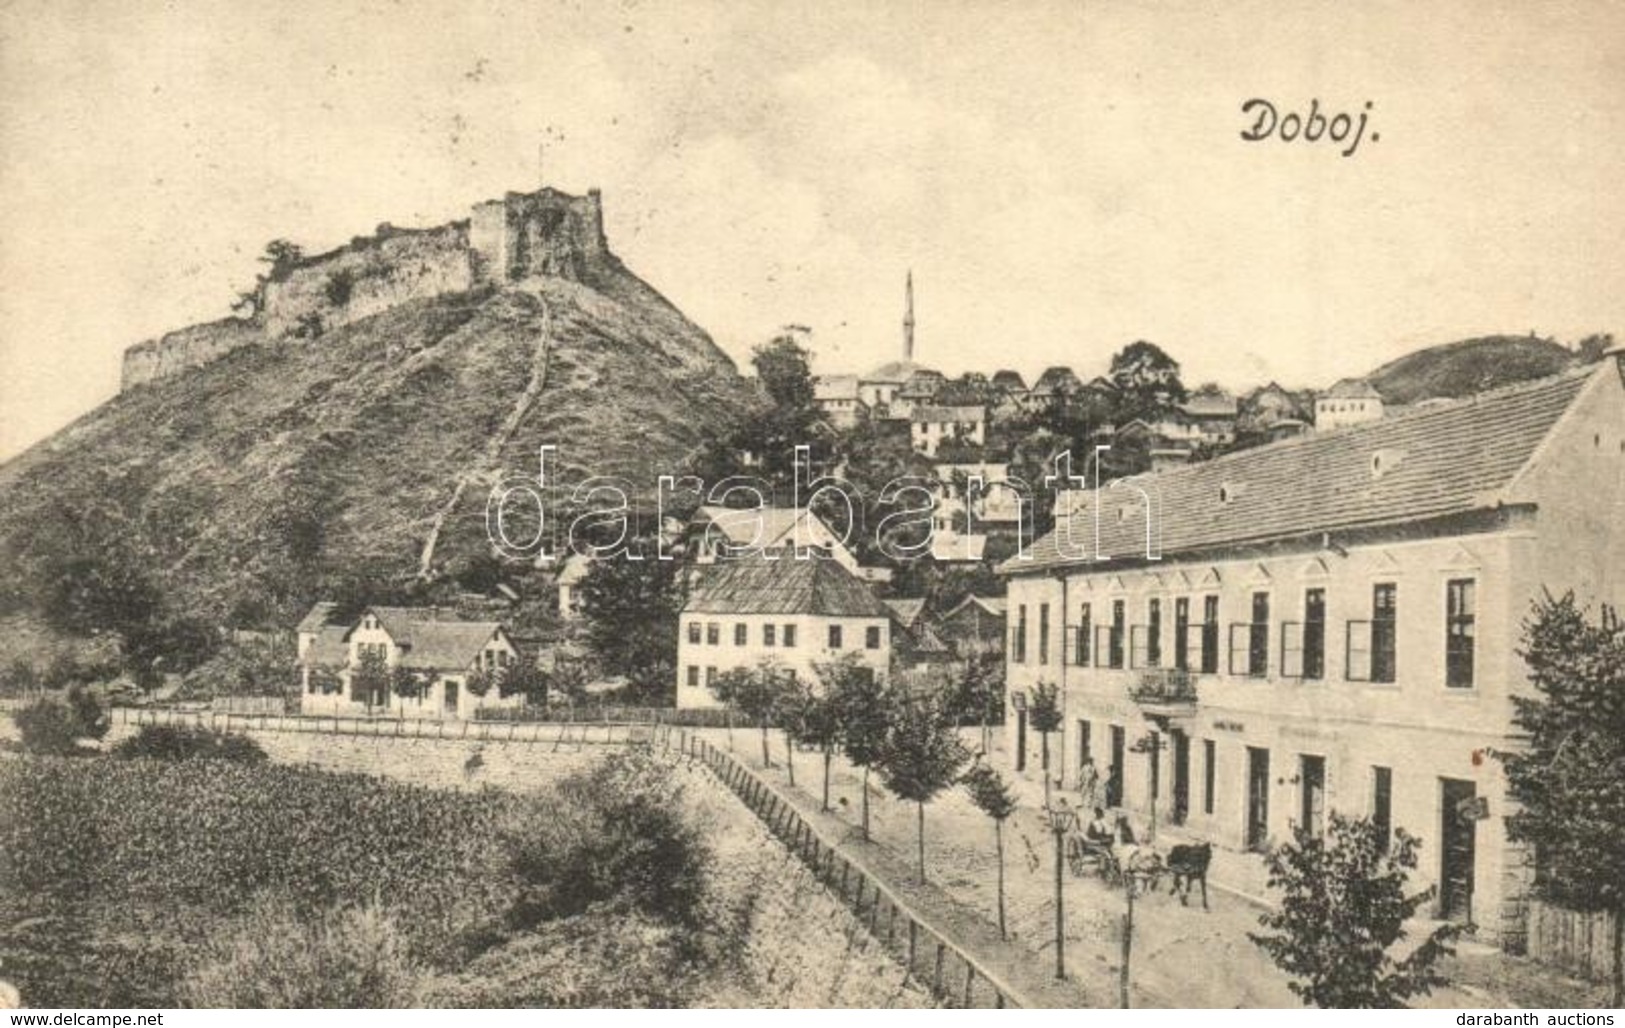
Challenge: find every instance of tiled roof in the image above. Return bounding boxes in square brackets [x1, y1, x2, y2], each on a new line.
[943, 593, 1007, 618]
[910, 405, 985, 423]
[897, 618, 950, 654]
[362, 606, 441, 644]
[814, 374, 861, 401]
[1033, 367, 1083, 395]
[398, 621, 504, 671]
[1323, 378, 1383, 400]
[899, 370, 947, 397]
[863, 359, 929, 383]
[295, 601, 338, 634]
[1181, 392, 1239, 418]
[694, 505, 812, 548]
[992, 370, 1028, 391]
[684, 558, 893, 618]
[885, 598, 928, 625]
[299, 625, 350, 668]
[1003, 369, 1591, 575]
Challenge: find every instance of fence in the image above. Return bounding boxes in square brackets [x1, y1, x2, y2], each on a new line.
[111, 706, 653, 746]
[476, 704, 744, 728]
[673, 730, 1030, 1009]
[1525, 900, 1619, 983]
[210, 695, 295, 715]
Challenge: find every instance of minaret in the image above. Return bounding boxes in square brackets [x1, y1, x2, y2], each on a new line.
[903, 270, 915, 361]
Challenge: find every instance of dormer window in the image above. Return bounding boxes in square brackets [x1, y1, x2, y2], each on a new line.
[1370, 448, 1405, 479]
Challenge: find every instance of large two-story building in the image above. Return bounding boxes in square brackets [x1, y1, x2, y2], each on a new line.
[676, 556, 894, 709]
[1000, 356, 1625, 946]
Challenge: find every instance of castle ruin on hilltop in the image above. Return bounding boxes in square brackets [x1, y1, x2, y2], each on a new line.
[120, 186, 608, 390]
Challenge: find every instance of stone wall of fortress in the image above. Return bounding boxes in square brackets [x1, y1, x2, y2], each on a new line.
[119, 186, 609, 392]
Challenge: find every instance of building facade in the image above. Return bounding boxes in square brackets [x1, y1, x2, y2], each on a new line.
[1316, 378, 1386, 429]
[1000, 358, 1625, 946]
[297, 604, 524, 719]
[676, 557, 894, 709]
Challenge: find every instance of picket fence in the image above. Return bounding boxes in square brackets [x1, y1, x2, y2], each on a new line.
[111, 706, 652, 746]
[1524, 900, 1619, 984]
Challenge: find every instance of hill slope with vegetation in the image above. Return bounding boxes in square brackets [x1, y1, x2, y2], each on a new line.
[0, 255, 753, 664]
[1363, 335, 1578, 404]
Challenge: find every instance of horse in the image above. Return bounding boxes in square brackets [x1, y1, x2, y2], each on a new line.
[1164, 842, 1213, 909]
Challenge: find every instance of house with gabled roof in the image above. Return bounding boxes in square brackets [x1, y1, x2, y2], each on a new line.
[689, 504, 892, 583]
[858, 359, 930, 416]
[1031, 366, 1084, 402]
[297, 603, 523, 719]
[676, 557, 894, 708]
[937, 593, 1008, 656]
[894, 369, 947, 418]
[1315, 377, 1385, 429]
[813, 374, 869, 429]
[998, 355, 1625, 948]
[909, 404, 986, 456]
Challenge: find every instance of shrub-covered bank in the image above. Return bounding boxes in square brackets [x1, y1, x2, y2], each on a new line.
[0, 742, 933, 1007]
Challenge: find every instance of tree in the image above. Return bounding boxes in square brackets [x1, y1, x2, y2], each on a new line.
[806, 657, 862, 811]
[751, 328, 819, 417]
[389, 665, 432, 704]
[829, 662, 893, 841]
[1249, 813, 1460, 1008]
[575, 550, 683, 695]
[1108, 340, 1187, 422]
[877, 690, 970, 883]
[1029, 680, 1063, 807]
[0, 658, 38, 698]
[464, 666, 494, 701]
[232, 239, 305, 318]
[351, 648, 390, 711]
[13, 686, 106, 756]
[1576, 333, 1615, 364]
[1498, 593, 1625, 1006]
[962, 759, 1019, 936]
[946, 651, 1005, 751]
[775, 674, 811, 787]
[712, 662, 785, 769]
[499, 658, 548, 705]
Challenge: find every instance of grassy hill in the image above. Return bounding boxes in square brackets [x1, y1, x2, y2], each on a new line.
[0, 258, 753, 637]
[1364, 334, 1577, 404]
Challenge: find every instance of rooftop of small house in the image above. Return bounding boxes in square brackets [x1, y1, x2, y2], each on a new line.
[813, 374, 861, 401]
[910, 404, 985, 423]
[1321, 377, 1384, 401]
[684, 557, 893, 618]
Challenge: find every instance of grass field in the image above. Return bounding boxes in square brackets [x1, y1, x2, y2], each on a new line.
[0, 725, 931, 1008]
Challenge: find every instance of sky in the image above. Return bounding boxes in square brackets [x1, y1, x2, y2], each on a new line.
[2, 0, 1622, 459]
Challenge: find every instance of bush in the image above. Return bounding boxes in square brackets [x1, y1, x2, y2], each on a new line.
[12, 688, 105, 756]
[111, 724, 268, 764]
[506, 749, 711, 931]
[181, 898, 427, 1008]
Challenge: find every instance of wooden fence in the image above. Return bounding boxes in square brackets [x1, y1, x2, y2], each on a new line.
[671, 730, 1031, 1009]
[111, 706, 653, 746]
[1525, 900, 1619, 983]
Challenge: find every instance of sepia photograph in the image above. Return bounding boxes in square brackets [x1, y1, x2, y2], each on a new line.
[0, 0, 1621, 1015]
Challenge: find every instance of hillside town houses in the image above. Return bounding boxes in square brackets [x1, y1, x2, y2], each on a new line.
[998, 354, 1625, 946]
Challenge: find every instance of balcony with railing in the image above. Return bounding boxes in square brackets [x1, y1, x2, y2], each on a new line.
[1129, 666, 1198, 714]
